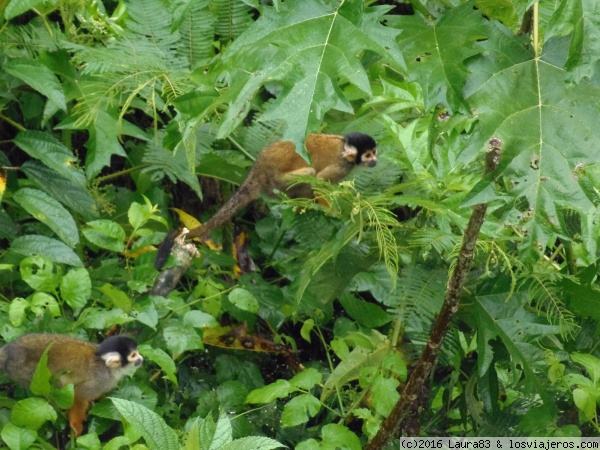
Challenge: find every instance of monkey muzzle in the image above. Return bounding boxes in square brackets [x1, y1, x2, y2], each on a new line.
[367, 160, 377, 168]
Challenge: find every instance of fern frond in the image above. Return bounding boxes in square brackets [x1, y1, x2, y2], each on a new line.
[519, 270, 577, 338]
[211, 0, 254, 41]
[410, 228, 459, 256]
[0, 23, 57, 58]
[353, 193, 400, 287]
[178, 0, 216, 68]
[288, 179, 402, 303]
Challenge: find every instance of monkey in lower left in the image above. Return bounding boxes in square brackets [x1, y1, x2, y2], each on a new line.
[0, 333, 143, 436]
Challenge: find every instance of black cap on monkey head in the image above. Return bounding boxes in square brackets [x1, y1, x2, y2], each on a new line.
[96, 335, 141, 367]
[344, 132, 377, 164]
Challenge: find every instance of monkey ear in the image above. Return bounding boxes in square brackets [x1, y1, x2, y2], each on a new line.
[100, 351, 123, 368]
[341, 144, 358, 163]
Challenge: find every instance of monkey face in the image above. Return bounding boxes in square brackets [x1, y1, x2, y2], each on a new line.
[128, 349, 144, 367]
[360, 148, 377, 167]
[97, 335, 143, 370]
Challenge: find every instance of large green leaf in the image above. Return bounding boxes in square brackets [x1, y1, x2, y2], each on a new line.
[10, 235, 83, 267]
[196, 0, 402, 155]
[13, 131, 87, 186]
[394, 1, 488, 112]
[21, 161, 96, 221]
[462, 25, 600, 260]
[4, 59, 66, 113]
[13, 188, 79, 248]
[545, 0, 600, 82]
[473, 293, 561, 404]
[111, 398, 179, 450]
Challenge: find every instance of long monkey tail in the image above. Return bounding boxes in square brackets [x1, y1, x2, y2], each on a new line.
[186, 166, 266, 240]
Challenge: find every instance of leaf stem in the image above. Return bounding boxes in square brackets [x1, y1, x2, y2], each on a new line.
[533, 2, 539, 57]
[95, 164, 152, 184]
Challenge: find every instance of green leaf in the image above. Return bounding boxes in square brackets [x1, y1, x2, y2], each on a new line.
[246, 379, 294, 404]
[281, 394, 321, 427]
[572, 388, 596, 420]
[289, 368, 322, 390]
[11, 235, 83, 267]
[571, 353, 600, 384]
[198, 413, 218, 449]
[8, 298, 28, 327]
[13, 131, 86, 187]
[545, 0, 599, 82]
[321, 424, 361, 450]
[321, 331, 390, 402]
[99, 284, 132, 313]
[30, 344, 53, 397]
[30, 292, 61, 318]
[209, 413, 233, 449]
[0, 422, 37, 450]
[13, 188, 79, 248]
[82, 220, 126, 252]
[300, 318, 314, 343]
[4, 59, 66, 112]
[11, 398, 57, 430]
[59, 268, 91, 309]
[183, 310, 218, 328]
[76, 432, 102, 450]
[339, 293, 391, 328]
[21, 161, 97, 221]
[84, 109, 128, 179]
[19, 256, 60, 292]
[228, 288, 259, 313]
[78, 307, 131, 329]
[474, 0, 519, 30]
[474, 293, 561, 404]
[128, 202, 151, 230]
[396, 1, 488, 111]
[185, 419, 201, 450]
[111, 398, 180, 450]
[132, 297, 159, 329]
[139, 345, 178, 387]
[369, 376, 400, 417]
[220, 436, 285, 450]
[141, 140, 202, 199]
[163, 325, 203, 355]
[208, 0, 402, 152]
[463, 26, 600, 260]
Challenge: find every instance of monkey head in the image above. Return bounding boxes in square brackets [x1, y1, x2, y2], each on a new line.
[342, 132, 377, 168]
[96, 335, 143, 372]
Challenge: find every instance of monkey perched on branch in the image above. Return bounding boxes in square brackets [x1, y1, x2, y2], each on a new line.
[188, 132, 377, 239]
[155, 132, 377, 269]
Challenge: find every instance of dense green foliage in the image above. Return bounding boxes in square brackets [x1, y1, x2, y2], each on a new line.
[1, 0, 600, 448]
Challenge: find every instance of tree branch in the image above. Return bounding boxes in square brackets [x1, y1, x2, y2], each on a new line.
[365, 138, 502, 449]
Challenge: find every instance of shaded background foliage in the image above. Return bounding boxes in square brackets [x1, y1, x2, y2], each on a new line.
[1, 0, 600, 448]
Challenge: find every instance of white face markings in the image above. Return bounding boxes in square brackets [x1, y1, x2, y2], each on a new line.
[100, 347, 143, 369]
[128, 350, 144, 367]
[342, 143, 359, 163]
[101, 351, 124, 368]
[361, 148, 377, 167]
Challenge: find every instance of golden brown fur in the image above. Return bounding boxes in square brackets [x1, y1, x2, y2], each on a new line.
[186, 132, 377, 240]
[0, 334, 142, 436]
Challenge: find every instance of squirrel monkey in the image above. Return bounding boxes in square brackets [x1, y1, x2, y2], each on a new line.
[0, 333, 143, 436]
[186, 132, 377, 241]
